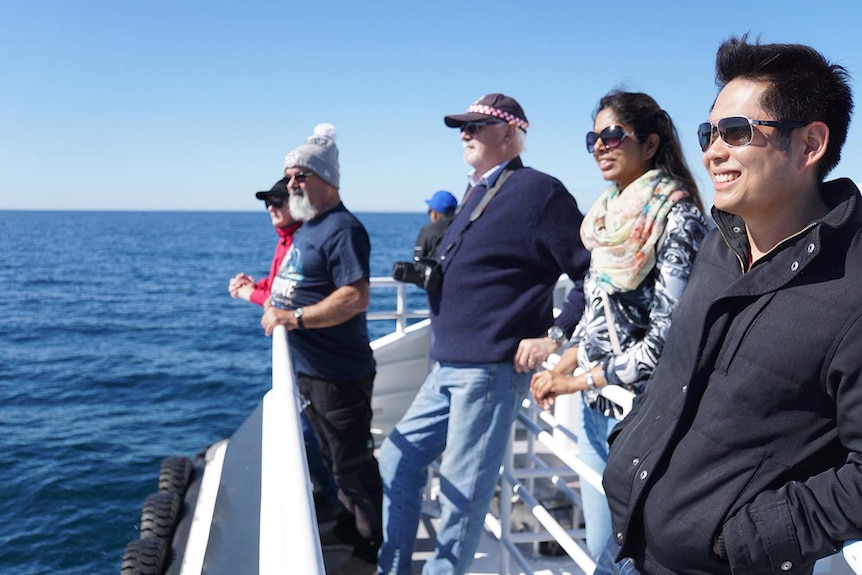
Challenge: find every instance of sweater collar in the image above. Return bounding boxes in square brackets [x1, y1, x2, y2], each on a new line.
[467, 156, 524, 188]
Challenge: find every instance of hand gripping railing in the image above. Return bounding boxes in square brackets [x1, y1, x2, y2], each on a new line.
[259, 325, 325, 575]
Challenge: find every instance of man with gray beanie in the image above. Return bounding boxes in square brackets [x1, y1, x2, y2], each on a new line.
[261, 123, 381, 575]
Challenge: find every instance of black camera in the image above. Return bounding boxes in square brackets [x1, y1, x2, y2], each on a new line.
[391, 256, 443, 292]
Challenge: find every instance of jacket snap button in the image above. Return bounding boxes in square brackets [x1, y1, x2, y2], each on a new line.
[682, 385, 688, 393]
[639, 470, 648, 480]
[632, 458, 640, 466]
[790, 261, 799, 271]
[781, 560, 793, 571]
[807, 243, 816, 253]
[616, 532, 624, 541]
[732, 226, 742, 233]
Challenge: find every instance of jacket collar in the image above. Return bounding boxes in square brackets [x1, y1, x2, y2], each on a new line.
[276, 221, 302, 242]
[711, 178, 861, 274]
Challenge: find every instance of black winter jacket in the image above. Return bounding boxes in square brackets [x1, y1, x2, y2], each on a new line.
[603, 178, 862, 575]
[413, 214, 454, 259]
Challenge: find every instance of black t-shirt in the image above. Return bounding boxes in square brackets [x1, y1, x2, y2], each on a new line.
[271, 203, 375, 380]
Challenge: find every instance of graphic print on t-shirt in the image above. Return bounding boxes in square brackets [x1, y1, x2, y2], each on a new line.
[270, 245, 303, 308]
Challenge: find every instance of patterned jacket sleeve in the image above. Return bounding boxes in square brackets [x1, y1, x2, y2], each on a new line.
[603, 202, 708, 389]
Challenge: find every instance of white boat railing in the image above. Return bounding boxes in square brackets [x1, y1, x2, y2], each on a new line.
[177, 440, 227, 575]
[368, 277, 429, 334]
[260, 326, 325, 575]
[483, 398, 604, 575]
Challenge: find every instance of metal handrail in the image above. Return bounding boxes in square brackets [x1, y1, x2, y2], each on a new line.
[481, 400, 600, 575]
[368, 278, 428, 333]
[518, 401, 604, 495]
[259, 326, 324, 575]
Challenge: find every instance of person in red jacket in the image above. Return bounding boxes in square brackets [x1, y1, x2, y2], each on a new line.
[228, 177, 340, 524]
[228, 177, 302, 304]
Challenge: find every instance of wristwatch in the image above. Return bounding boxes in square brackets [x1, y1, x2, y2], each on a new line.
[584, 371, 597, 391]
[294, 307, 305, 329]
[547, 325, 566, 346]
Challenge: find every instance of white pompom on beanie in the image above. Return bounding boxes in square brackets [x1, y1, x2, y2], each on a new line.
[283, 123, 340, 188]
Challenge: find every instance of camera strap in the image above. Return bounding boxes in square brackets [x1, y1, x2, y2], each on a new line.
[439, 165, 516, 262]
[468, 168, 514, 223]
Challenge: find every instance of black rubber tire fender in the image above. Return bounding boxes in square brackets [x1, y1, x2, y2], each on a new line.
[140, 491, 181, 540]
[120, 537, 167, 575]
[158, 456, 192, 496]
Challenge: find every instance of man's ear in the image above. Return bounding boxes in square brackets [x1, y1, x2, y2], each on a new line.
[801, 121, 829, 167]
[504, 121, 518, 140]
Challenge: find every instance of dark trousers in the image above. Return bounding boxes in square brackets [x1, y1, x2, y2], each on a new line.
[300, 410, 338, 502]
[297, 372, 383, 562]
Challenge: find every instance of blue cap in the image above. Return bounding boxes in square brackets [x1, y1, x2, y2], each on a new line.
[425, 190, 457, 213]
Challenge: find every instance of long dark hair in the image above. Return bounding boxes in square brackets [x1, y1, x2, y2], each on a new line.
[595, 91, 704, 213]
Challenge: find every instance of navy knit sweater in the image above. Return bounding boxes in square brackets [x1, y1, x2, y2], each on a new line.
[428, 159, 590, 363]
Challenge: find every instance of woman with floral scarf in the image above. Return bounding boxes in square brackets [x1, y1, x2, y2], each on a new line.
[530, 91, 709, 559]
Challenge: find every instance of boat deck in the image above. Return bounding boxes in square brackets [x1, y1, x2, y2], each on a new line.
[322, 437, 589, 575]
[321, 514, 585, 575]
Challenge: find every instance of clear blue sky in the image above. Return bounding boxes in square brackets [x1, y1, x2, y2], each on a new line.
[1, 0, 860, 212]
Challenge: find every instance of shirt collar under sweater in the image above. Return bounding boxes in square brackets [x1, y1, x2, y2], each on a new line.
[467, 159, 509, 188]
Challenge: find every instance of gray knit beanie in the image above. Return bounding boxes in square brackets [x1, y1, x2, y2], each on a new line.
[283, 123, 340, 188]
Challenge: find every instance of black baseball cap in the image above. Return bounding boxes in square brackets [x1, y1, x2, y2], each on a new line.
[444, 93, 529, 132]
[254, 177, 289, 200]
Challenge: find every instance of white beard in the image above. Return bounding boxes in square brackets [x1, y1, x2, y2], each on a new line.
[289, 193, 318, 222]
[463, 143, 479, 168]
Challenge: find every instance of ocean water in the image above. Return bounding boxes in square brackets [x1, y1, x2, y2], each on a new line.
[0, 210, 428, 575]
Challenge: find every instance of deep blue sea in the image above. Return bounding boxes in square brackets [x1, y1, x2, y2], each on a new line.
[0, 210, 428, 575]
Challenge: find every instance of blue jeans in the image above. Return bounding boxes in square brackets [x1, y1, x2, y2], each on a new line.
[594, 537, 643, 575]
[377, 362, 530, 575]
[577, 399, 619, 559]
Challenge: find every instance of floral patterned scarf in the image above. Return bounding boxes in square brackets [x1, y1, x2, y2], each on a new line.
[580, 169, 690, 293]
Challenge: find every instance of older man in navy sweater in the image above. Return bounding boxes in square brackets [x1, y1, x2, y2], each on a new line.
[378, 94, 590, 575]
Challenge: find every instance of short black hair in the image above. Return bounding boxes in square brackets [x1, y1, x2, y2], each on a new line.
[715, 34, 853, 181]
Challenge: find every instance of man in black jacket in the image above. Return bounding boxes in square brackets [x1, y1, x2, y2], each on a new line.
[599, 36, 860, 575]
[413, 190, 457, 259]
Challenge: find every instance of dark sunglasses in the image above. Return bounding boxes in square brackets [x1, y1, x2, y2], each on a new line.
[264, 195, 287, 209]
[697, 116, 807, 152]
[460, 120, 505, 135]
[285, 171, 313, 185]
[586, 126, 642, 153]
